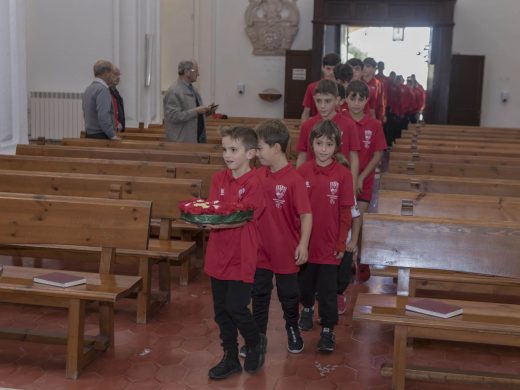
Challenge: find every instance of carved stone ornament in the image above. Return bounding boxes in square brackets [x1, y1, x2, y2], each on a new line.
[245, 0, 299, 56]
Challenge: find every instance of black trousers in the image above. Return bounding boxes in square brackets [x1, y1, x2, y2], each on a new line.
[211, 277, 260, 352]
[298, 263, 338, 329]
[252, 268, 299, 334]
[337, 251, 354, 294]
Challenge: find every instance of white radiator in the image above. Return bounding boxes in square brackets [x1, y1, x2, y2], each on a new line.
[29, 91, 84, 140]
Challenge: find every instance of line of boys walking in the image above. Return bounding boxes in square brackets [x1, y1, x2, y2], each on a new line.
[202, 54, 386, 379]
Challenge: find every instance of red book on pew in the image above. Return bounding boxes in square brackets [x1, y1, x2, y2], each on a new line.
[405, 299, 463, 319]
[33, 272, 86, 288]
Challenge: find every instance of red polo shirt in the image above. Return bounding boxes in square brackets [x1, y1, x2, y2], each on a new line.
[204, 168, 265, 283]
[302, 80, 320, 117]
[345, 112, 387, 201]
[298, 160, 354, 265]
[256, 164, 312, 274]
[366, 77, 385, 120]
[297, 113, 360, 161]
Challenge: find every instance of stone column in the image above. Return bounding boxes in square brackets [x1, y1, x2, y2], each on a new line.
[0, 0, 28, 154]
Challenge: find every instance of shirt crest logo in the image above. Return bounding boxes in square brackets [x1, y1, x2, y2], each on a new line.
[238, 187, 245, 200]
[220, 188, 225, 196]
[327, 181, 339, 204]
[274, 184, 287, 208]
[305, 181, 310, 188]
[363, 129, 373, 149]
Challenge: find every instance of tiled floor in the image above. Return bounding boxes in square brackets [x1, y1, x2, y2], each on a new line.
[0, 257, 518, 390]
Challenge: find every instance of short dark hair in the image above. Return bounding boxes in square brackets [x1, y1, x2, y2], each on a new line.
[347, 58, 363, 69]
[334, 63, 353, 83]
[377, 61, 385, 69]
[363, 57, 377, 68]
[322, 53, 341, 67]
[314, 79, 339, 97]
[346, 80, 369, 99]
[337, 83, 346, 100]
[310, 120, 341, 151]
[93, 60, 113, 77]
[178, 60, 194, 76]
[310, 120, 349, 168]
[220, 126, 258, 151]
[256, 120, 290, 153]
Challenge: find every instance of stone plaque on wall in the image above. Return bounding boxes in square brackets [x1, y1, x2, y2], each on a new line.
[245, 0, 300, 56]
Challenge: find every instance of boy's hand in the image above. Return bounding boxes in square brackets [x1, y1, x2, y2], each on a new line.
[356, 177, 364, 195]
[334, 250, 345, 260]
[294, 244, 308, 266]
[346, 241, 357, 253]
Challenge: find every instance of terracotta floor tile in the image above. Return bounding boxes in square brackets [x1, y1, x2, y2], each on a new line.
[0, 253, 519, 390]
[155, 364, 189, 384]
[126, 361, 160, 382]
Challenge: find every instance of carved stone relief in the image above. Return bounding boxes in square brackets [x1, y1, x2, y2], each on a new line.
[245, 0, 299, 56]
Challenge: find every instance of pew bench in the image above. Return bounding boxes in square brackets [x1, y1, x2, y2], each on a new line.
[0, 169, 201, 323]
[380, 173, 520, 197]
[353, 214, 520, 389]
[0, 193, 150, 378]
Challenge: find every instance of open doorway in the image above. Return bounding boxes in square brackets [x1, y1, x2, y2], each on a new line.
[340, 26, 432, 90]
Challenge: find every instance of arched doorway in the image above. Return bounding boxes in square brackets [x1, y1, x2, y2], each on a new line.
[311, 0, 456, 124]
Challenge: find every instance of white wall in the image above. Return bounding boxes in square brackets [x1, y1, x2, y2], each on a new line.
[160, 0, 314, 118]
[25, 0, 161, 129]
[453, 0, 520, 127]
[26, 0, 114, 92]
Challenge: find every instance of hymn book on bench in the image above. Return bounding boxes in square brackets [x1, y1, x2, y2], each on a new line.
[405, 299, 463, 319]
[33, 272, 86, 288]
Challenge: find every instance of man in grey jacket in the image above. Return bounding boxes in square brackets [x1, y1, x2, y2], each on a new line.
[163, 60, 216, 143]
[82, 60, 119, 139]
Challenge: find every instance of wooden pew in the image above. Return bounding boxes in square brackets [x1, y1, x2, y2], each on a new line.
[374, 190, 520, 300]
[62, 137, 222, 153]
[380, 173, 520, 197]
[388, 159, 520, 180]
[392, 143, 520, 158]
[0, 154, 221, 198]
[0, 169, 201, 323]
[0, 192, 149, 378]
[400, 131, 520, 142]
[0, 154, 177, 178]
[389, 151, 520, 166]
[395, 138, 520, 149]
[354, 214, 520, 389]
[17, 144, 223, 165]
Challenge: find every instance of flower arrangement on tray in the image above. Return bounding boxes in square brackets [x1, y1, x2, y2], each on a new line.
[179, 199, 254, 225]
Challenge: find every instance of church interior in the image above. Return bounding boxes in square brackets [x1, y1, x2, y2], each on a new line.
[1, 1, 520, 389]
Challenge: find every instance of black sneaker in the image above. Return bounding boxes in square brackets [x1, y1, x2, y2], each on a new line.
[317, 327, 335, 352]
[244, 333, 267, 374]
[239, 345, 247, 358]
[208, 351, 242, 379]
[298, 307, 314, 331]
[287, 326, 304, 353]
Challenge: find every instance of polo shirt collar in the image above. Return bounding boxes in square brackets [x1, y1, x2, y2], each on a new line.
[266, 163, 292, 179]
[94, 78, 109, 88]
[226, 167, 255, 184]
[313, 159, 337, 176]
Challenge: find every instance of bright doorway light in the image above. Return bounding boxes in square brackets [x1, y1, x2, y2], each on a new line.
[340, 26, 432, 89]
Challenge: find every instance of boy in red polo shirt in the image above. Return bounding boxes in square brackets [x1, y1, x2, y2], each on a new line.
[363, 57, 385, 122]
[204, 126, 266, 379]
[344, 80, 387, 282]
[297, 120, 354, 352]
[251, 119, 312, 355]
[301, 53, 341, 123]
[296, 79, 360, 190]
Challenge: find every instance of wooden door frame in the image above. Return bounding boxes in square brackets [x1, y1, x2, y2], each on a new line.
[312, 0, 457, 124]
